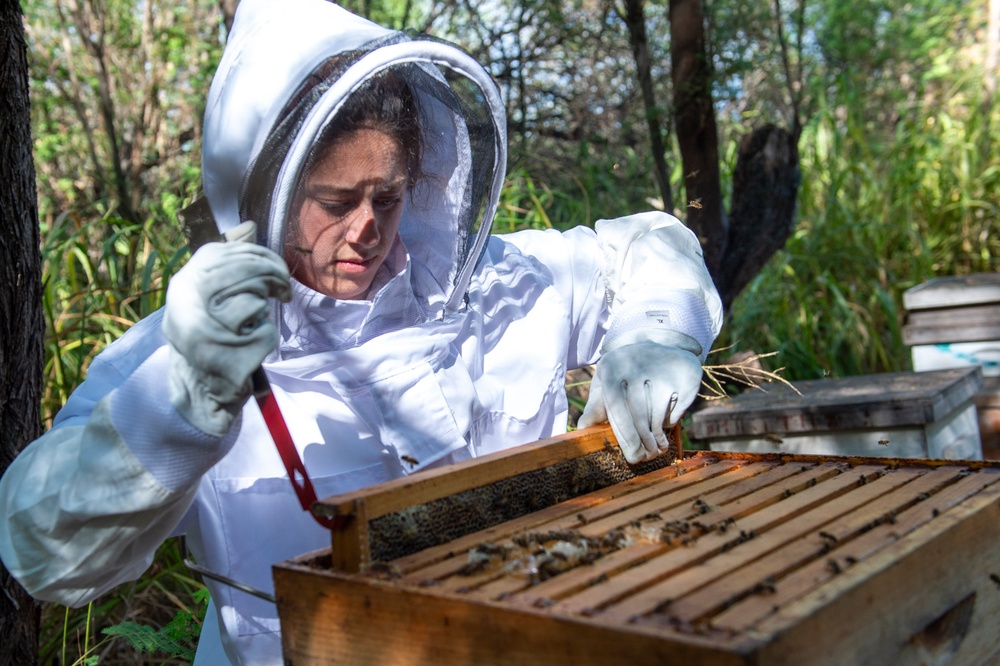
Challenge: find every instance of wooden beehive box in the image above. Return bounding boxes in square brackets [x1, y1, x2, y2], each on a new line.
[689, 367, 984, 460]
[902, 272, 1000, 369]
[273, 424, 1000, 665]
[903, 273, 1000, 459]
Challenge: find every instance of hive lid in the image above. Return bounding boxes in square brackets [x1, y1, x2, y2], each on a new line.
[903, 273, 1000, 311]
[690, 366, 983, 440]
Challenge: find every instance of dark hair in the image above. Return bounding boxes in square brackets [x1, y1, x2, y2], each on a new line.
[309, 69, 423, 187]
[239, 55, 424, 236]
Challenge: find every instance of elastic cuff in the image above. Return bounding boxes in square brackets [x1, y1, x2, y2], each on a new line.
[109, 346, 239, 490]
[602, 329, 702, 357]
[604, 291, 714, 361]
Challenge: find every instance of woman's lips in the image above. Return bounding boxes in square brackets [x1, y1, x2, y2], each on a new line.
[335, 257, 375, 274]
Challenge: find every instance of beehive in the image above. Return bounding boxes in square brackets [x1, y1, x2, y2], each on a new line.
[274, 424, 1000, 665]
[689, 367, 984, 460]
[903, 273, 1000, 459]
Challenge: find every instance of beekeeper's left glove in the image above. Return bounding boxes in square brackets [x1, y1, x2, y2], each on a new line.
[162, 222, 291, 436]
[578, 342, 704, 464]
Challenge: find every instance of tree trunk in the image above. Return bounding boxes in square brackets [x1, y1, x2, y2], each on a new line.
[668, 0, 800, 310]
[218, 0, 238, 35]
[669, 0, 725, 274]
[720, 124, 800, 309]
[619, 0, 673, 213]
[0, 0, 45, 663]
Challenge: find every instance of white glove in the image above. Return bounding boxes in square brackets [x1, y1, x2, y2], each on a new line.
[578, 342, 704, 463]
[162, 222, 291, 436]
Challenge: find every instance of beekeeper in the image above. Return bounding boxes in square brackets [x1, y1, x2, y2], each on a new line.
[0, 0, 722, 663]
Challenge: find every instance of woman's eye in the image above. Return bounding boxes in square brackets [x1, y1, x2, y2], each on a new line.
[317, 200, 352, 215]
[374, 196, 402, 210]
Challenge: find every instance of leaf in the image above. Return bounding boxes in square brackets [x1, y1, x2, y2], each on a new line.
[102, 620, 195, 661]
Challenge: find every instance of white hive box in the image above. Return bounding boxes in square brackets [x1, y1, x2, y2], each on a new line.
[903, 273, 1000, 377]
[903, 272, 1000, 458]
[689, 367, 983, 460]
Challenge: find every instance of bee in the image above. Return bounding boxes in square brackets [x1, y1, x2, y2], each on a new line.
[765, 433, 784, 444]
[877, 439, 889, 446]
[692, 497, 718, 514]
[753, 576, 777, 595]
[589, 572, 609, 587]
[401, 455, 419, 468]
[687, 198, 703, 209]
[364, 561, 402, 579]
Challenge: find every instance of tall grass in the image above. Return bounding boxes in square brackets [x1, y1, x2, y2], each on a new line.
[39, 210, 189, 425]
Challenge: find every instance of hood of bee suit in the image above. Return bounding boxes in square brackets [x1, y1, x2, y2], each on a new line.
[201, 0, 507, 322]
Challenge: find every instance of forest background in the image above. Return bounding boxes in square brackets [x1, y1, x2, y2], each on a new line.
[13, 0, 1000, 662]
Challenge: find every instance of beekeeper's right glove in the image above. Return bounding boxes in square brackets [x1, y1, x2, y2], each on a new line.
[579, 341, 704, 464]
[162, 222, 291, 436]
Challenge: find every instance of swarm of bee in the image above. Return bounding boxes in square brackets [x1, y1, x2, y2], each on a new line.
[457, 506, 731, 584]
[459, 529, 631, 583]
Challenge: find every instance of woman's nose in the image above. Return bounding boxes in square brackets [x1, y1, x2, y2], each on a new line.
[345, 200, 380, 246]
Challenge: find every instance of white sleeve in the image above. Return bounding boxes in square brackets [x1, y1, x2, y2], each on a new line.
[493, 227, 609, 369]
[595, 211, 723, 360]
[0, 318, 238, 607]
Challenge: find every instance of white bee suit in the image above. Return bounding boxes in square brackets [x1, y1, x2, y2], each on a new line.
[0, 0, 723, 664]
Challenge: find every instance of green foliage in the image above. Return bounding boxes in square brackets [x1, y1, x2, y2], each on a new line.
[101, 587, 209, 662]
[39, 210, 189, 423]
[721, 78, 999, 380]
[25, 0, 219, 234]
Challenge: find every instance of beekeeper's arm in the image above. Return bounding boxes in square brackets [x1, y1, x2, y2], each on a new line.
[579, 212, 723, 463]
[0, 227, 290, 606]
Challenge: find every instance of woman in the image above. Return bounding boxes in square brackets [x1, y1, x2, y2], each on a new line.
[0, 0, 722, 663]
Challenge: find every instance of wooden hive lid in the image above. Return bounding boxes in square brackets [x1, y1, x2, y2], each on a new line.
[689, 367, 983, 441]
[903, 272, 1000, 311]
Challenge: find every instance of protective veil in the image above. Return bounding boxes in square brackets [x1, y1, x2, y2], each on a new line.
[0, 1, 722, 664]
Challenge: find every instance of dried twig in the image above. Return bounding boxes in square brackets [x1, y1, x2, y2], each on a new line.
[700, 349, 800, 401]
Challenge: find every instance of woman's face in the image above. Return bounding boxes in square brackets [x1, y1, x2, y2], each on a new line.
[287, 128, 408, 300]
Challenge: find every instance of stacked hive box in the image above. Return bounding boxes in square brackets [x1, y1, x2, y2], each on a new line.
[903, 273, 1000, 459]
[688, 367, 983, 460]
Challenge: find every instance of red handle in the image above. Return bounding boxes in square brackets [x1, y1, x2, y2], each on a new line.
[253, 368, 345, 530]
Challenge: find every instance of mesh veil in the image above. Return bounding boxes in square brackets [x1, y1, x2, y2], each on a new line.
[239, 32, 504, 324]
